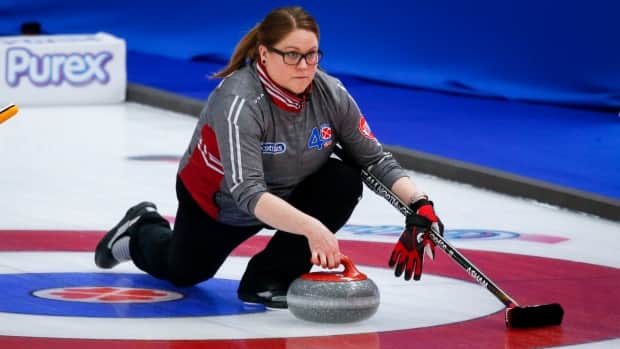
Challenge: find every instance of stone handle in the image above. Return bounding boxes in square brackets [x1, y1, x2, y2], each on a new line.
[340, 255, 363, 278]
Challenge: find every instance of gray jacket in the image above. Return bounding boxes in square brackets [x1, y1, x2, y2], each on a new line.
[178, 62, 407, 226]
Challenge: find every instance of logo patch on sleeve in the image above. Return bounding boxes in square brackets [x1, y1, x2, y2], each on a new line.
[358, 115, 376, 140]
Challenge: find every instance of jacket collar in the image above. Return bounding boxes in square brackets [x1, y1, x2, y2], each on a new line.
[256, 61, 312, 113]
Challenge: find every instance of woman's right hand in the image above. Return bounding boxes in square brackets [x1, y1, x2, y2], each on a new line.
[252, 193, 342, 269]
[306, 225, 341, 269]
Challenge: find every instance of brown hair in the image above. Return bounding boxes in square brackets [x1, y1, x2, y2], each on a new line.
[212, 6, 319, 78]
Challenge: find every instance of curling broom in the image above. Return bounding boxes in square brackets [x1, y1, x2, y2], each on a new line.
[334, 144, 564, 328]
[0, 104, 19, 124]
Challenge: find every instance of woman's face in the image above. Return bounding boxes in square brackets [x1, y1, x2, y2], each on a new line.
[260, 29, 319, 94]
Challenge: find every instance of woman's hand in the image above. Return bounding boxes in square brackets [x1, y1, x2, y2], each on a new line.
[306, 225, 341, 269]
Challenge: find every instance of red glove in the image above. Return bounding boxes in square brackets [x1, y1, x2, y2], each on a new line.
[389, 199, 444, 281]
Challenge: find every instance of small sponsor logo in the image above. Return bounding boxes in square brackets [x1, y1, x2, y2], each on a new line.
[261, 142, 286, 154]
[340, 225, 568, 243]
[6, 47, 113, 87]
[32, 287, 183, 303]
[466, 267, 489, 288]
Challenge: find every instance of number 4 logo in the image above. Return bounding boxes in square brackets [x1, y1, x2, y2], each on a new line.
[307, 124, 333, 150]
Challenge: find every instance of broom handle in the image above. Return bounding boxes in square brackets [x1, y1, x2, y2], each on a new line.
[335, 145, 519, 308]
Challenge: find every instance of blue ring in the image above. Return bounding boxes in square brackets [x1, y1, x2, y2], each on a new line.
[0, 273, 265, 317]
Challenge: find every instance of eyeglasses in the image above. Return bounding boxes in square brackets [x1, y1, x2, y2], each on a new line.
[267, 46, 323, 66]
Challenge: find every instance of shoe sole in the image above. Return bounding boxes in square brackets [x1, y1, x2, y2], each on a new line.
[238, 293, 288, 309]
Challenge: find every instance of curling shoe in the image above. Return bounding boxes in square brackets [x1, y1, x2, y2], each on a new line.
[95, 201, 157, 269]
[238, 289, 288, 309]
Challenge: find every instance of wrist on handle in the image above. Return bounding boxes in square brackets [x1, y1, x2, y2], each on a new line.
[410, 194, 432, 212]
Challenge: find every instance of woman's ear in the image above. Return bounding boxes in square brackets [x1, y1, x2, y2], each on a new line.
[257, 44, 268, 63]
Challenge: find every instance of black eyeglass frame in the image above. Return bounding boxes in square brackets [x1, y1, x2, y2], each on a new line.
[267, 46, 323, 66]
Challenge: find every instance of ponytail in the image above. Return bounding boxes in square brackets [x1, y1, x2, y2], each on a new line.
[212, 24, 260, 78]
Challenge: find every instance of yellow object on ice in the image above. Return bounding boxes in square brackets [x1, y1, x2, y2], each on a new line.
[0, 104, 19, 124]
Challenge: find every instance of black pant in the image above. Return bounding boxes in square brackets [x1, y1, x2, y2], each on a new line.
[129, 158, 362, 292]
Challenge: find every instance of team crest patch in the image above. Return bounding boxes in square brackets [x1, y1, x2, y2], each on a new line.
[307, 123, 333, 150]
[261, 142, 286, 154]
[358, 115, 376, 140]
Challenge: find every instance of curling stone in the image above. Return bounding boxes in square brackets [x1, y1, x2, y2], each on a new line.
[287, 256, 380, 323]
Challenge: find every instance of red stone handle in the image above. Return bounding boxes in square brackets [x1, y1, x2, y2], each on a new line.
[340, 255, 363, 278]
[300, 255, 368, 282]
